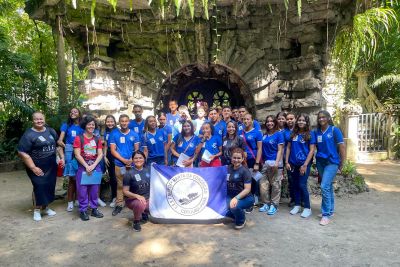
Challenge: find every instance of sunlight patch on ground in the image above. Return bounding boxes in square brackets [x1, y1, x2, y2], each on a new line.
[365, 182, 400, 193]
[132, 238, 181, 261]
[48, 252, 74, 264]
[66, 230, 85, 242]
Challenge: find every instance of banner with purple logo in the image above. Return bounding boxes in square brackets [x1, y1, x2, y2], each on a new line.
[150, 164, 228, 223]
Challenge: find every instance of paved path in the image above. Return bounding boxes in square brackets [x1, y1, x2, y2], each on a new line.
[0, 161, 399, 266]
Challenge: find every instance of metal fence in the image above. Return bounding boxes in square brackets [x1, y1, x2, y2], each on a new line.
[358, 113, 388, 152]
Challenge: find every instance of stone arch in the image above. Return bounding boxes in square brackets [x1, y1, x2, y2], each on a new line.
[157, 63, 255, 114]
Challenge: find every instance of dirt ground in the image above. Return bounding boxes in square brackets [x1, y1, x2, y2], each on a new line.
[0, 161, 399, 267]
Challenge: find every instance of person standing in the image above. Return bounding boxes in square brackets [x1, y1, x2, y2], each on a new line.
[259, 115, 284, 216]
[170, 120, 201, 167]
[166, 99, 181, 139]
[222, 121, 246, 166]
[283, 112, 297, 207]
[226, 148, 254, 230]
[193, 106, 208, 137]
[285, 114, 315, 218]
[110, 114, 140, 216]
[197, 122, 222, 167]
[142, 116, 167, 165]
[157, 112, 172, 165]
[123, 151, 151, 232]
[73, 115, 104, 221]
[57, 107, 83, 212]
[18, 111, 63, 221]
[222, 106, 233, 124]
[128, 105, 145, 140]
[103, 115, 118, 208]
[237, 107, 262, 135]
[209, 107, 227, 140]
[314, 110, 346, 226]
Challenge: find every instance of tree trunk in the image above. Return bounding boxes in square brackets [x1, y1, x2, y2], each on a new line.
[53, 15, 68, 114]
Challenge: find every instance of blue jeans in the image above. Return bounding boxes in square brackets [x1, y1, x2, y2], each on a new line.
[287, 169, 295, 202]
[291, 165, 311, 209]
[226, 195, 254, 225]
[316, 158, 338, 217]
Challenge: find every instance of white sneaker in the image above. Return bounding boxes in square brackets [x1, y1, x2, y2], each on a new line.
[97, 198, 106, 207]
[74, 200, 79, 207]
[66, 201, 74, 212]
[44, 208, 57, 216]
[33, 209, 42, 221]
[301, 208, 312, 218]
[290, 206, 301, 215]
[109, 198, 116, 208]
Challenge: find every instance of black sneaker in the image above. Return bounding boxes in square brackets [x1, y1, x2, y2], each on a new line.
[80, 211, 90, 221]
[141, 213, 149, 224]
[245, 206, 253, 214]
[91, 208, 104, 218]
[234, 219, 246, 230]
[133, 221, 141, 232]
[112, 206, 123, 216]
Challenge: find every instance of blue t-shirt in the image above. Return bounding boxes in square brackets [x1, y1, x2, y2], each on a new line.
[238, 120, 262, 135]
[109, 129, 140, 167]
[243, 128, 263, 160]
[172, 134, 201, 159]
[60, 123, 84, 145]
[161, 125, 172, 142]
[314, 125, 344, 165]
[212, 120, 227, 139]
[166, 113, 181, 138]
[141, 129, 165, 159]
[128, 119, 145, 138]
[201, 135, 222, 156]
[262, 131, 284, 161]
[289, 132, 316, 166]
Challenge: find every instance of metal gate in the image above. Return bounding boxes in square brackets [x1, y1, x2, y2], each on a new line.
[358, 113, 388, 152]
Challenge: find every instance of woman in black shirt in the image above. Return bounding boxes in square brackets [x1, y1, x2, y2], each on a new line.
[123, 151, 150, 232]
[226, 147, 253, 230]
[18, 111, 64, 221]
[222, 121, 246, 165]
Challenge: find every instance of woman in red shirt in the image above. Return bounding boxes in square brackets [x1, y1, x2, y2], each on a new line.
[73, 116, 104, 221]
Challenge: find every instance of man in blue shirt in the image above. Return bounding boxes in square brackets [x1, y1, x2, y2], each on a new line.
[110, 114, 140, 216]
[166, 99, 181, 139]
[209, 107, 227, 139]
[128, 105, 145, 139]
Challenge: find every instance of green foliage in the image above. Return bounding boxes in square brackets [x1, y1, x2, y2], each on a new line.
[332, 5, 398, 82]
[341, 160, 357, 177]
[0, 138, 18, 163]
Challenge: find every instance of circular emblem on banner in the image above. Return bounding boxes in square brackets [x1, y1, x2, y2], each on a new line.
[166, 172, 209, 216]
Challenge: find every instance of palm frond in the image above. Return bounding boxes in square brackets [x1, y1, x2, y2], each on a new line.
[372, 74, 400, 87]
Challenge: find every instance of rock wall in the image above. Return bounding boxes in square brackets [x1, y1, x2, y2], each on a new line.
[27, 0, 354, 121]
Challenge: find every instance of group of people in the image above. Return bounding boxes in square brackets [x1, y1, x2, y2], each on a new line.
[17, 99, 345, 231]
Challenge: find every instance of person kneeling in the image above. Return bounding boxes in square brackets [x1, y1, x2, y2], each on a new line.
[122, 151, 150, 232]
[226, 148, 254, 230]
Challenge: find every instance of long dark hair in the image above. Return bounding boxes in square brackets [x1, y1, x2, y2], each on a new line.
[201, 121, 215, 136]
[225, 121, 239, 139]
[67, 107, 81, 126]
[105, 115, 117, 133]
[144, 115, 157, 132]
[264, 115, 279, 134]
[291, 113, 311, 141]
[317, 110, 334, 128]
[180, 120, 195, 137]
[276, 111, 287, 129]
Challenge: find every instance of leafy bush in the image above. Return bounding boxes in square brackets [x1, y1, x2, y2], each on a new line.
[0, 138, 18, 163]
[341, 160, 357, 177]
